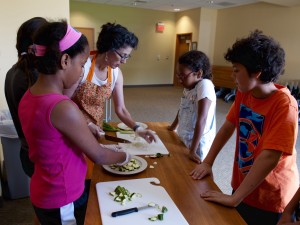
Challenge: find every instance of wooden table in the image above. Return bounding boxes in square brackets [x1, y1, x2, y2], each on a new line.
[84, 122, 246, 225]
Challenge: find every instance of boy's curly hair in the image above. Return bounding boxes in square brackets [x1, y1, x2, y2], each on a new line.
[224, 30, 285, 83]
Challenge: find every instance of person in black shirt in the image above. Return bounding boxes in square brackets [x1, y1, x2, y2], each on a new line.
[5, 17, 47, 177]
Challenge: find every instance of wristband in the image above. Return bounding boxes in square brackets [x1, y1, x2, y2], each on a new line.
[133, 124, 140, 131]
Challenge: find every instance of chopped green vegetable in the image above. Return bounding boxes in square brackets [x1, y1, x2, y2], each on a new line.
[156, 153, 163, 158]
[157, 214, 164, 221]
[148, 202, 155, 207]
[148, 204, 168, 222]
[109, 158, 141, 172]
[109, 185, 141, 205]
[149, 216, 158, 221]
[109, 191, 116, 197]
[161, 206, 168, 213]
[149, 153, 164, 158]
[103, 121, 120, 132]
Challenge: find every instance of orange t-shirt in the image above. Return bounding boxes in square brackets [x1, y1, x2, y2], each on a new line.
[226, 84, 299, 212]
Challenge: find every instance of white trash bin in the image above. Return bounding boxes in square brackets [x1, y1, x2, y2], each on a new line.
[0, 109, 30, 199]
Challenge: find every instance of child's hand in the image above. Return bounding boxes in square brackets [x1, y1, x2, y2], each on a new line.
[88, 122, 104, 139]
[200, 191, 238, 207]
[190, 162, 212, 180]
[189, 151, 201, 164]
[277, 213, 296, 225]
[101, 144, 123, 152]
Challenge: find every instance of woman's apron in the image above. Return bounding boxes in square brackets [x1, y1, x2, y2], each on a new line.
[72, 54, 113, 179]
[72, 54, 112, 127]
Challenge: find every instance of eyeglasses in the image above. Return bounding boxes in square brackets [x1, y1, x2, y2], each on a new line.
[114, 49, 131, 61]
[176, 71, 194, 80]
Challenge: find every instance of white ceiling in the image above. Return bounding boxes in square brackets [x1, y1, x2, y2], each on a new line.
[71, 0, 300, 12]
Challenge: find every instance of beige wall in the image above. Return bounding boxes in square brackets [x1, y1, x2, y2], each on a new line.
[175, 8, 200, 42]
[0, 0, 69, 179]
[198, 8, 218, 63]
[213, 2, 300, 80]
[0, 0, 70, 110]
[70, 2, 176, 86]
[175, 8, 216, 64]
[1, 1, 300, 109]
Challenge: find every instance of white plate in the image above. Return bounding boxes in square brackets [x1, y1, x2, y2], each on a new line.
[102, 156, 147, 175]
[117, 122, 148, 131]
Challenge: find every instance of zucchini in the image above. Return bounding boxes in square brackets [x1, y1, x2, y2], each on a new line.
[157, 214, 164, 221]
[110, 186, 141, 205]
[148, 216, 157, 221]
[109, 158, 141, 173]
[161, 206, 168, 213]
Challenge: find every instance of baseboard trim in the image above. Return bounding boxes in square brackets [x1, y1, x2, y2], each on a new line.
[124, 84, 174, 88]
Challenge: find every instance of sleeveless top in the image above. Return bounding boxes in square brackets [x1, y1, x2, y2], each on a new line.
[19, 91, 87, 208]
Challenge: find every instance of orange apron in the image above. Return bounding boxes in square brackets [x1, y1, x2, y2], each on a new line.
[72, 54, 113, 179]
[72, 54, 112, 127]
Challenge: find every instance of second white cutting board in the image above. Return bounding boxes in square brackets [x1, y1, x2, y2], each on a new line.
[96, 177, 189, 225]
[117, 132, 169, 155]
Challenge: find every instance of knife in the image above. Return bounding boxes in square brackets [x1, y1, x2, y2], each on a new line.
[111, 205, 153, 217]
[104, 134, 131, 143]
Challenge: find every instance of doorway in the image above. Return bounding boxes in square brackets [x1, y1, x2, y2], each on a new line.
[75, 27, 95, 51]
[173, 33, 192, 86]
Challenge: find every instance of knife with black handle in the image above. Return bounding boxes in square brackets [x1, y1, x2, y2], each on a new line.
[104, 134, 131, 143]
[111, 205, 151, 217]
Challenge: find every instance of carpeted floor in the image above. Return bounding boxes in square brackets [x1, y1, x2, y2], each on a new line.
[0, 86, 299, 225]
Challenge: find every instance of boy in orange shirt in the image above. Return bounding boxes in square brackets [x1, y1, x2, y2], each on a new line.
[190, 30, 299, 225]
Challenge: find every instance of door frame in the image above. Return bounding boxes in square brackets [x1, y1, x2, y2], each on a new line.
[173, 33, 193, 86]
[75, 27, 95, 51]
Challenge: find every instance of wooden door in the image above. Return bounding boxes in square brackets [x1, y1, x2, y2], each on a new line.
[75, 27, 95, 51]
[173, 33, 192, 86]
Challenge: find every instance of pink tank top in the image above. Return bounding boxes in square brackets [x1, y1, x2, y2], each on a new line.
[19, 90, 87, 208]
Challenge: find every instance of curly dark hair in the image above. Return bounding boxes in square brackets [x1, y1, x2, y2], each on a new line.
[16, 17, 47, 86]
[96, 22, 138, 53]
[178, 50, 212, 80]
[224, 30, 285, 83]
[33, 20, 88, 74]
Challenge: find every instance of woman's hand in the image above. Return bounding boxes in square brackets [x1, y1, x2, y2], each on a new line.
[190, 162, 212, 179]
[135, 127, 157, 143]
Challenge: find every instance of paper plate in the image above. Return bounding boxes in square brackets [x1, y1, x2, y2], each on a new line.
[102, 156, 147, 175]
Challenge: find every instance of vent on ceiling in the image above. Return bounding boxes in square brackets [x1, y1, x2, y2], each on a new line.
[134, 0, 148, 3]
[217, 1, 236, 7]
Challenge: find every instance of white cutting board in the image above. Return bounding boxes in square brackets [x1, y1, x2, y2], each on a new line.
[96, 177, 189, 225]
[117, 132, 169, 155]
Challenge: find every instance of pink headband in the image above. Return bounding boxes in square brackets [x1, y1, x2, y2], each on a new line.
[34, 25, 82, 56]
